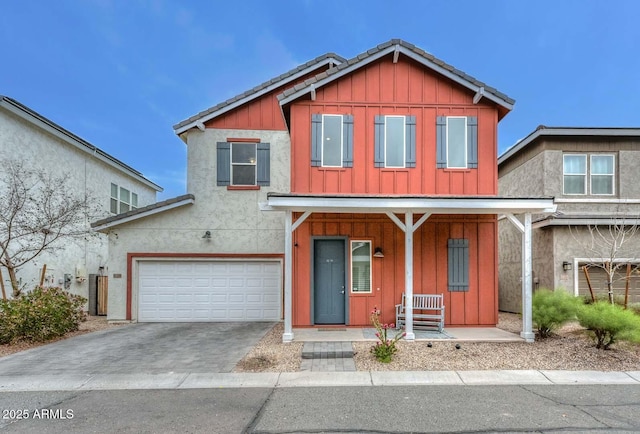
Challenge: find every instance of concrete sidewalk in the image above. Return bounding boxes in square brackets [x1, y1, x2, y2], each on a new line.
[0, 370, 638, 392]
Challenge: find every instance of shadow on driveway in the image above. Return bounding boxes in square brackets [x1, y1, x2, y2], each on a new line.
[0, 322, 275, 375]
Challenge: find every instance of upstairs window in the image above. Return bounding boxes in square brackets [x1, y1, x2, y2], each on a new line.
[591, 155, 614, 195]
[216, 142, 270, 187]
[110, 183, 138, 214]
[436, 116, 478, 169]
[311, 114, 353, 168]
[563, 154, 586, 194]
[374, 115, 416, 168]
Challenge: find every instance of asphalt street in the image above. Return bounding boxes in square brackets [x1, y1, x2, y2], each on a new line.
[1, 384, 639, 433]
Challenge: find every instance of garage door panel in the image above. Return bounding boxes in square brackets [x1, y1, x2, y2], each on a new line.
[138, 260, 281, 322]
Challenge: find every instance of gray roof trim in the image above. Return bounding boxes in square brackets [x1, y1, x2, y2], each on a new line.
[278, 39, 514, 110]
[499, 126, 640, 166]
[173, 54, 346, 135]
[91, 194, 195, 231]
[0, 96, 162, 192]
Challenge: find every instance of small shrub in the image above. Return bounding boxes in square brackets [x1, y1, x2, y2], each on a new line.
[532, 288, 580, 338]
[369, 307, 404, 363]
[0, 286, 86, 344]
[628, 303, 640, 316]
[576, 302, 640, 349]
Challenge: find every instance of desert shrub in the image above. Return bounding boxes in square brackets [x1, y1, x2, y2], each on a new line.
[576, 301, 640, 349]
[0, 286, 86, 344]
[532, 288, 580, 338]
[628, 303, 640, 316]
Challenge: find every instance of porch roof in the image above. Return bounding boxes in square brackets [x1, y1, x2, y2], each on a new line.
[262, 193, 556, 215]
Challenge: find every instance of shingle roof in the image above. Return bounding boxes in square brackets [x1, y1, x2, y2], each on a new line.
[91, 193, 195, 230]
[277, 39, 515, 109]
[0, 96, 162, 192]
[173, 53, 346, 133]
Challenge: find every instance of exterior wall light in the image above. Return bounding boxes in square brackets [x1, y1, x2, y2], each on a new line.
[373, 247, 384, 258]
[202, 231, 212, 240]
[562, 261, 572, 271]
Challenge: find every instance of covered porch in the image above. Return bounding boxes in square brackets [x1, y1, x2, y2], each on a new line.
[261, 194, 556, 343]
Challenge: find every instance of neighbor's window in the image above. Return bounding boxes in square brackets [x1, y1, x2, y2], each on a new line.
[231, 143, 257, 185]
[563, 154, 587, 195]
[110, 183, 138, 214]
[322, 114, 343, 167]
[351, 240, 371, 293]
[447, 117, 467, 168]
[590, 155, 614, 195]
[385, 116, 406, 168]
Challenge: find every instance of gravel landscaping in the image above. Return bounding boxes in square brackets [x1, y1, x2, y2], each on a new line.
[235, 313, 640, 372]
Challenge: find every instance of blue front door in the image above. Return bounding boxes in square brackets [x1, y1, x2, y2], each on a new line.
[313, 239, 346, 324]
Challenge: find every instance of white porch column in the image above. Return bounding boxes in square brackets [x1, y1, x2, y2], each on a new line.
[521, 213, 534, 342]
[282, 210, 294, 342]
[404, 211, 415, 340]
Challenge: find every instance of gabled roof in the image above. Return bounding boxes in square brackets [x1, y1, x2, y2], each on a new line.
[173, 53, 346, 135]
[91, 193, 195, 231]
[498, 125, 640, 166]
[0, 96, 162, 192]
[277, 39, 515, 117]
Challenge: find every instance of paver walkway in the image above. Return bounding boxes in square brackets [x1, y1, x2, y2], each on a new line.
[300, 342, 356, 371]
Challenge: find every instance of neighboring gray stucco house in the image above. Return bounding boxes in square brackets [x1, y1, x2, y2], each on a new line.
[498, 126, 640, 312]
[0, 96, 161, 302]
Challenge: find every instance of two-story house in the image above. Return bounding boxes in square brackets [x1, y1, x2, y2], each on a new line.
[498, 126, 640, 312]
[93, 40, 555, 342]
[0, 96, 161, 304]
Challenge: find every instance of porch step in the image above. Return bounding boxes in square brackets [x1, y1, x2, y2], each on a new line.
[301, 341, 354, 359]
[300, 342, 356, 372]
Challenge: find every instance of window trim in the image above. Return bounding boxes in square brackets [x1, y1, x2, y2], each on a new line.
[446, 116, 468, 169]
[384, 115, 406, 168]
[350, 240, 372, 294]
[320, 114, 343, 168]
[589, 154, 615, 196]
[230, 142, 257, 186]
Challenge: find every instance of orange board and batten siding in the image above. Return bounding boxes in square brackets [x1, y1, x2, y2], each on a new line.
[288, 57, 499, 195]
[291, 214, 498, 327]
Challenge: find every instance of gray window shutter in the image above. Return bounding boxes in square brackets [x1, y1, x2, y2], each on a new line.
[374, 115, 385, 168]
[257, 142, 270, 186]
[467, 116, 478, 169]
[405, 115, 416, 168]
[448, 239, 469, 292]
[216, 142, 231, 186]
[311, 114, 322, 167]
[436, 116, 447, 168]
[342, 115, 353, 168]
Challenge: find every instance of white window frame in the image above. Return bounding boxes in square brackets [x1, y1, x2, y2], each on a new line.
[110, 183, 138, 214]
[321, 114, 343, 168]
[446, 116, 468, 169]
[590, 154, 615, 196]
[230, 142, 257, 186]
[563, 154, 587, 195]
[384, 115, 406, 168]
[350, 240, 372, 294]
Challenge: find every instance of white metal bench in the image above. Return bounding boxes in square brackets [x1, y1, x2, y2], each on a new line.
[395, 293, 445, 332]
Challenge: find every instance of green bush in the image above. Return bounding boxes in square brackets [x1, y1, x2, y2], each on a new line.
[0, 286, 86, 344]
[532, 288, 580, 338]
[576, 302, 640, 349]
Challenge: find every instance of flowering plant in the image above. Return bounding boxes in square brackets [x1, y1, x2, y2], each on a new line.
[370, 307, 405, 363]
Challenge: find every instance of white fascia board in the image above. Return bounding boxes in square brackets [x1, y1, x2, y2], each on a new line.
[499, 127, 640, 166]
[533, 217, 640, 229]
[555, 198, 640, 204]
[265, 196, 556, 215]
[279, 45, 513, 112]
[174, 57, 342, 135]
[1, 102, 162, 192]
[92, 197, 194, 232]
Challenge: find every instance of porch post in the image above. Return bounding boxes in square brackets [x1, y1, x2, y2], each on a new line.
[283, 210, 294, 342]
[404, 211, 415, 340]
[521, 213, 534, 342]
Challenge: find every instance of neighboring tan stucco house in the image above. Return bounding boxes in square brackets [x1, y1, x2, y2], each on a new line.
[0, 96, 161, 304]
[93, 40, 555, 342]
[498, 126, 640, 312]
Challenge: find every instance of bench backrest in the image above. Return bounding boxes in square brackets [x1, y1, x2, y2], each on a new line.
[401, 293, 443, 310]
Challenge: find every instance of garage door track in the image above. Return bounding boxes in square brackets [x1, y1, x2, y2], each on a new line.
[0, 322, 275, 375]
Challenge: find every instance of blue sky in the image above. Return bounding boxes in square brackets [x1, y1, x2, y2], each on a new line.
[2, 1, 639, 200]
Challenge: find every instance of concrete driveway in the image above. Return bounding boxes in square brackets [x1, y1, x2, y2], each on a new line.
[0, 322, 275, 375]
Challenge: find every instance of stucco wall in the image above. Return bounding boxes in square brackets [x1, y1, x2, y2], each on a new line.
[0, 108, 157, 301]
[105, 128, 290, 321]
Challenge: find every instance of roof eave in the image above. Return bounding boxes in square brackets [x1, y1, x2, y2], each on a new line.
[91, 196, 194, 232]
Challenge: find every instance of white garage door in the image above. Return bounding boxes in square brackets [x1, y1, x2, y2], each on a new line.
[138, 260, 282, 322]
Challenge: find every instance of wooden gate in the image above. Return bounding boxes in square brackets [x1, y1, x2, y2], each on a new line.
[97, 276, 108, 316]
